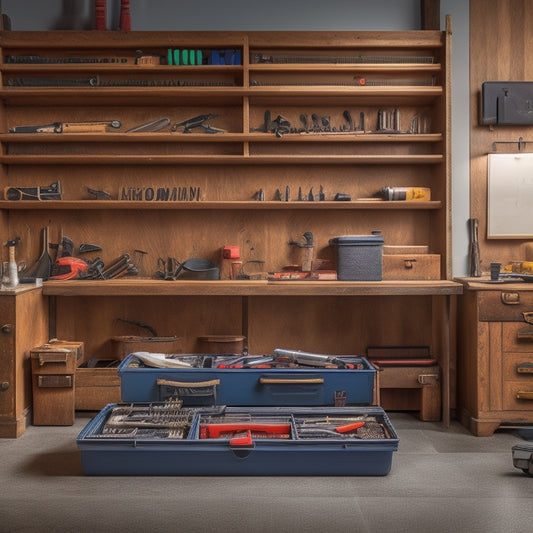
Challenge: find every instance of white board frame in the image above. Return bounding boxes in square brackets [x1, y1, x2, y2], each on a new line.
[488, 153, 533, 238]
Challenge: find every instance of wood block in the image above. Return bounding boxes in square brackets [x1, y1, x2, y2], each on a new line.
[75, 360, 121, 411]
[32, 373, 74, 426]
[375, 365, 441, 421]
[30, 344, 78, 374]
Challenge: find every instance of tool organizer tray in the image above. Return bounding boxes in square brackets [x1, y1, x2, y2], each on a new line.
[76, 402, 398, 476]
[117, 352, 376, 406]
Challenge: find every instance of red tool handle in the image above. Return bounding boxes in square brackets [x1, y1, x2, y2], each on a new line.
[200, 423, 291, 439]
[95, 0, 106, 30]
[120, 0, 131, 31]
[335, 421, 365, 433]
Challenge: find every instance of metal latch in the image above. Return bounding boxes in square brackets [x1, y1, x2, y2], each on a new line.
[417, 373, 439, 385]
[502, 292, 520, 305]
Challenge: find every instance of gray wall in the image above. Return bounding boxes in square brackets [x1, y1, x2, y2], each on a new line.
[1, 0, 470, 276]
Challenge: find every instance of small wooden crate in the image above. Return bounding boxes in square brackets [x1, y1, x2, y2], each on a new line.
[30, 343, 79, 426]
[382, 254, 441, 280]
[75, 359, 121, 411]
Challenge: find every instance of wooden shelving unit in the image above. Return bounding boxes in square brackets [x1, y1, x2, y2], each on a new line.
[0, 26, 459, 427]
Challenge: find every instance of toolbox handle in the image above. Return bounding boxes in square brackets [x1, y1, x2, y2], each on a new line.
[38, 353, 69, 366]
[156, 378, 220, 388]
[516, 391, 533, 400]
[259, 377, 324, 385]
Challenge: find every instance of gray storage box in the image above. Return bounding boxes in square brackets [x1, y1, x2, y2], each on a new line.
[329, 233, 384, 281]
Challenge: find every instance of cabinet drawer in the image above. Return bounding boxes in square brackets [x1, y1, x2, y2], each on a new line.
[479, 291, 533, 321]
[504, 382, 533, 411]
[503, 323, 533, 352]
[503, 352, 533, 379]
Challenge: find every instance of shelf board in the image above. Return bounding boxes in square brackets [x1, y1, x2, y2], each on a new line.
[0, 154, 444, 165]
[0, 132, 443, 143]
[0, 200, 442, 210]
[0, 85, 443, 106]
[249, 63, 442, 72]
[1, 64, 243, 74]
[42, 278, 463, 297]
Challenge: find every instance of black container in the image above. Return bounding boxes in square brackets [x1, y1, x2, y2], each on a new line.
[329, 232, 384, 281]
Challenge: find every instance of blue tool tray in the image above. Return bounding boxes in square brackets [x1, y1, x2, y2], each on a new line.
[117, 353, 376, 406]
[77, 403, 398, 476]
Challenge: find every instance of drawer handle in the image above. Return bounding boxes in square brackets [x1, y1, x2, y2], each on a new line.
[38, 353, 68, 366]
[516, 391, 533, 401]
[156, 378, 220, 388]
[404, 259, 416, 269]
[517, 326, 533, 341]
[517, 362, 533, 373]
[259, 377, 324, 385]
[502, 292, 520, 305]
[523, 312, 533, 325]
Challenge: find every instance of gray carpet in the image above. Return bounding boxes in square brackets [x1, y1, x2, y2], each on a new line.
[1, 412, 533, 533]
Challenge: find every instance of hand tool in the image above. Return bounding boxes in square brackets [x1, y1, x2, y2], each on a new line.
[7, 76, 99, 87]
[125, 118, 170, 133]
[78, 243, 103, 254]
[87, 187, 112, 200]
[289, 231, 314, 271]
[9, 120, 121, 133]
[469, 218, 481, 277]
[200, 422, 291, 439]
[5, 181, 61, 201]
[3, 237, 20, 288]
[250, 53, 434, 64]
[489, 262, 533, 283]
[24, 227, 52, 280]
[50, 256, 89, 280]
[274, 348, 353, 369]
[171, 114, 224, 134]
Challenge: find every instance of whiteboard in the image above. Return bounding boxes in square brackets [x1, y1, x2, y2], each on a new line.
[488, 153, 533, 238]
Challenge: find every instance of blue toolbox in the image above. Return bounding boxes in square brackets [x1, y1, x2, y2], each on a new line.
[76, 402, 398, 476]
[117, 349, 376, 407]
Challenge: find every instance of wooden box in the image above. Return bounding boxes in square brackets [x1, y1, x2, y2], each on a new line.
[30, 343, 79, 374]
[374, 364, 441, 421]
[112, 336, 182, 360]
[382, 254, 441, 280]
[75, 359, 121, 411]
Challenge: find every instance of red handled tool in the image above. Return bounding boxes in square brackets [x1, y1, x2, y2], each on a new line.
[120, 0, 131, 31]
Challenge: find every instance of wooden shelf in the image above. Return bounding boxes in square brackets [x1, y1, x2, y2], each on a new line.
[0, 200, 442, 210]
[0, 132, 444, 143]
[0, 154, 444, 165]
[42, 279, 463, 297]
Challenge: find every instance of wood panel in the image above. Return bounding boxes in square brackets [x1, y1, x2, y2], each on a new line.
[470, 0, 533, 270]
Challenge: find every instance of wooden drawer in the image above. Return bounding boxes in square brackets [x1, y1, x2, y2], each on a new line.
[504, 381, 533, 411]
[479, 290, 533, 321]
[503, 323, 533, 352]
[382, 254, 441, 280]
[503, 352, 533, 379]
[30, 346, 78, 374]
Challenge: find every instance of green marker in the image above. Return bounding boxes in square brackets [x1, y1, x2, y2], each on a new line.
[167, 48, 173, 65]
[173, 49, 180, 65]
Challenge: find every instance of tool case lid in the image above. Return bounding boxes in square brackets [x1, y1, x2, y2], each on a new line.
[329, 234, 384, 246]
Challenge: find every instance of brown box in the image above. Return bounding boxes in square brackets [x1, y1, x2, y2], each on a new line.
[30, 344, 78, 374]
[75, 359, 121, 411]
[382, 254, 441, 280]
[112, 336, 182, 360]
[31, 372, 75, 426]
[374, 364, 441, 421]
[198, 335, 246, 354]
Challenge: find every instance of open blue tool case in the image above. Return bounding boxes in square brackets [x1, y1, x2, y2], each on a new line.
[77, 350, 399, 476]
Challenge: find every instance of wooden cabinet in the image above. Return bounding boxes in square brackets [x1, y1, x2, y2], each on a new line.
[0, 26, 460, 426]
[0, 287, 48, 437]
[457, 280, 533, 436]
